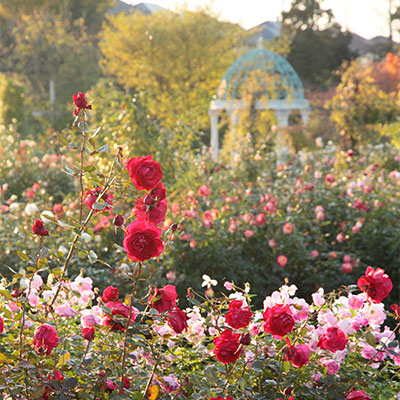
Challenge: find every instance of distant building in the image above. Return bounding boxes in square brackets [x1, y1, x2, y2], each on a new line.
[108, 1, 165, 15]
[246, 21, 281, 45]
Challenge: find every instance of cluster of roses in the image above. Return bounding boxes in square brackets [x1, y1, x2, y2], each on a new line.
[83, 154, 167, 261]
[123, 155, 167, 262]
[210, 265, 394, 400]
[148, 284, 188, 334]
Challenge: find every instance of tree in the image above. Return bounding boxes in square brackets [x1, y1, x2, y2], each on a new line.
[99, 9, 245, 129]
[7, 10, 101, 128]
[328, 61, 399, 148]
[0, 0, 113, 33]
[282, 0, 352, 87]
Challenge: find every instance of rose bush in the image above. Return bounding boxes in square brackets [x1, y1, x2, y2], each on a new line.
[0, 94, 398, 399]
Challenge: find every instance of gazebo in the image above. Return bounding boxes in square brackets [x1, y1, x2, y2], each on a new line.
[209, 46, 310, 160]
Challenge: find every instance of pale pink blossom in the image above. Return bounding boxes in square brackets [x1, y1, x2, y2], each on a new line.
[55, 304, 76, 318]
[71, 276, 93, 293]
[312, 288, 325, 307]
[323, 359, 340, 374]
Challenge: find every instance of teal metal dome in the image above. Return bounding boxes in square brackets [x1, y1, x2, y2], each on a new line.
[217, 48, 305, 102]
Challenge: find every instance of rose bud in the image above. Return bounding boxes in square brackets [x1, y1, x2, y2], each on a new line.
[143, 193, 156, 206]
[240, 333, 251, 346]
[32, 219, 49, 236]
[82, 326, 95, 341]
[171, 223, 178, 232]
[113, 214, 124, 227]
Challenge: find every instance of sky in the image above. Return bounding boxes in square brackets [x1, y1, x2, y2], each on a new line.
[123, 0, 394, 40]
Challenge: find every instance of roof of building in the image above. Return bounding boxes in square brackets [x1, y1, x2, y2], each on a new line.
[108, 1, 164, 15]
[217, 45, 305, 102]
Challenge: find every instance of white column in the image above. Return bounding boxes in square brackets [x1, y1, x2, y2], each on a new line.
[275, 109, 291, 128]
[300, 108, 310, 125]
[209, 109, 219, 161]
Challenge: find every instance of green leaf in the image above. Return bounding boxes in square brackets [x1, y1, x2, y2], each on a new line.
[366, 331, 376, 347]
[388, 340, 399, 348]
[57, 134, 70, 147]
[37, 257, 48, 269]
[31, 387, 46, 399]
[0, 290, 12, 301]
[282, 361, 291, 373]
[88, 250, 98, 264]
[187, 297, 201, 307]
[64, 166, 76, 176]
[63, 377, 78, 389]
[91, 202, 108, 210]
[18, 360, 35, 369]
[238, 377, 246, 391]
[251, 360, 264, 372]
[84, 165, 96, 173]
[17, 251, 29, 262]
[0, 353, 11, 364]
[97, 144, 109, 153]
[89, 126, 101, 139]
[204, 367, 218, 383]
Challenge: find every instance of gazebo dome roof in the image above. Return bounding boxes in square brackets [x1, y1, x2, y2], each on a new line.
[217, 48, 305, 102]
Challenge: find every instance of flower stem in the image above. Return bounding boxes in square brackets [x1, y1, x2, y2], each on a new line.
[120, 263, 143, 389]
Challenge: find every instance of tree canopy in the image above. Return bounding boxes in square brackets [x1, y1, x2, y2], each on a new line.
[99, 9, 246, 129]
[282, 0, 352, 87]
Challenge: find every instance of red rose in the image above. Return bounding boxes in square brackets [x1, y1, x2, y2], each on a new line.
[209, 397, 233, 400]
[123, 220, 164, 261]
[317, 326, 348, 352]
[357, 266, 393, 303]
[167, 308, 188, 333]
[72, 92, 92, 116]
[263, 304, 294, 339]
[85, 187, 113, 212]
[198, 185, 210, 197]
[135, 197, 167, 225]
[33, 324, 59, 356]
[32, 219, 49, 236]
[127, 155, 163, 191]
[225, 300, 253, 329]
[82, 326, 95, 341]
[103, 301, 137, 332]
[105, 380, 118, 393]
[346, 390, 371, 400]
[150, 182, 167, 201]
[285, 342, 310, 368]
[213, 328, 242, 364]
[102, 286, 119, 303]
[149, 284, 178, 313]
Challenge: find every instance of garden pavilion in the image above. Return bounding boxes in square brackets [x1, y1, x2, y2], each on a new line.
[209, 43, 310, 160]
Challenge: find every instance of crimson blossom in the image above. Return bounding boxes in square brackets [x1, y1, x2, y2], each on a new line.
[225, 300, 253, 329]
[357, 266, 393, 304]
[33, 324, 59, 356]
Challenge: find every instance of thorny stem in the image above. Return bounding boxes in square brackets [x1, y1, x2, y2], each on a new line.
[223, 355, 242, 395]
[79, 111, 87, 225]
[144, 354, 162, 397]
[120, 263, 143, 389]
[45, 150, 122, 317]
[80, 340, 91, 367]
[19, 236, 43, 358]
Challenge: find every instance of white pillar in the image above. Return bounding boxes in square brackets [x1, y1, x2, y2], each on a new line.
[275, 109, 291, 128]
[209, 109, 220, 161]
[300, 108, 310, 125]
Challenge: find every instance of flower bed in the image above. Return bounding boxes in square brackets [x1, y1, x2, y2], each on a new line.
[0, 94, 398, 399]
